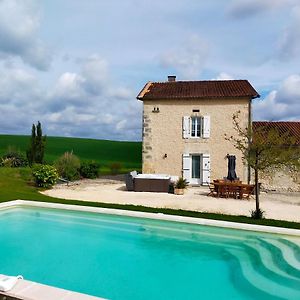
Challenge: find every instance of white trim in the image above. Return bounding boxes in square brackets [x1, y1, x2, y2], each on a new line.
[1, 200, 300, 236]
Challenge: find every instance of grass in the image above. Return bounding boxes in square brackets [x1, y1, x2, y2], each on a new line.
[1, 167, 300, 230]
[0, 134, 142, 172]
[0, 167, 63, 202]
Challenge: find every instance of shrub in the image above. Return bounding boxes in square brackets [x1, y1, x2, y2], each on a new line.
[250, 208, 265, 219]
[55, 152, 81, 181]
[109, 162, 122, 175]
[32, 164, 58, 188]
[0, 152, 28, 167]
[175, 177, 188, 189]
[80, 161, 100, 179]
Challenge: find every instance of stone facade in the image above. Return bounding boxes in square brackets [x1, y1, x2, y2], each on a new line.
[259, 167, 300, 192]
[141, 97, 251, 183]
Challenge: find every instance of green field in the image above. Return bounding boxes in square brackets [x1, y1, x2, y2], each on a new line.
[0, 135, 142, 171]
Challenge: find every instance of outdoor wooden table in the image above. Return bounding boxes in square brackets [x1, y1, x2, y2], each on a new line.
[213, 181, 254, 199]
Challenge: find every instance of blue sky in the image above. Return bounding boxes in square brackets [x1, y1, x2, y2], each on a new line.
[0, 0, 299, 141]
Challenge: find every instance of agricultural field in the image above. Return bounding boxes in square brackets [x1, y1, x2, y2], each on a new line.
[0, 135, 142, 172]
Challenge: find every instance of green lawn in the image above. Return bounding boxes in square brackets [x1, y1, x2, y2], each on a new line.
[0, 167, 61, 202]
[0, 134, 142, 172]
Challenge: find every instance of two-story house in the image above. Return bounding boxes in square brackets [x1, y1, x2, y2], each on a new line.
[137, 76, 260, 184]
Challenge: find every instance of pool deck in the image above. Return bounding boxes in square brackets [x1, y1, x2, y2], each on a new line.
[0, 275, 105, 300]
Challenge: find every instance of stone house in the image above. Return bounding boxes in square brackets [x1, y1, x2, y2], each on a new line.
[137, 76, 260, 184]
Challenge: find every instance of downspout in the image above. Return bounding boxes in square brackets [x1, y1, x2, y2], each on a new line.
[247, 98, 252, 184]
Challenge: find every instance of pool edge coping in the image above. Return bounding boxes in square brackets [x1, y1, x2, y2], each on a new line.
[1, 199, 300, 237]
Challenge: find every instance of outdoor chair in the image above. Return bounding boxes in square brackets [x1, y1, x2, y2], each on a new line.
[125, 170, 138, 191]
[219, 184, 229, 198]
[241, 184, 255, 199]
[227, 184, 239, 199]
[207, 183, 217, 197]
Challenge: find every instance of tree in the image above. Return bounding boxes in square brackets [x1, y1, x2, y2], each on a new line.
[27, 121, 46, 165]
[226, 111, 299, 218]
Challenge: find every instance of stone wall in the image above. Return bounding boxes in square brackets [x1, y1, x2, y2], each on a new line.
[259, 167, 300, 192]
[141, 97, 250, 182]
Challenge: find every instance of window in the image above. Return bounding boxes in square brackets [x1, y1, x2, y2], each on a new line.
[191, 117, 202, 137]
[183, 115, 210, 139]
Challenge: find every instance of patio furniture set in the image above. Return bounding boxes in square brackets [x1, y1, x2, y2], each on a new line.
[208, 179, 255, 199]
[125, 169, 255, 199]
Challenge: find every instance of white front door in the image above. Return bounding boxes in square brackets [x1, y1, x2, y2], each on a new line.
[182, 153, 211, 185]
[190, 155, 201, 185]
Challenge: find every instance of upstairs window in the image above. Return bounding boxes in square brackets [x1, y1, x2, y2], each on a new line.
[183, 115, 210, 139]
[191, 117, 201, 137]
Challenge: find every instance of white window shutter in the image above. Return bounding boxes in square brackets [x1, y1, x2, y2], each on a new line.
[182, 116, 190, 139]
[203, 115, 210, 138]
[202, 154, 210, 185]
[182, 153, 191, 182]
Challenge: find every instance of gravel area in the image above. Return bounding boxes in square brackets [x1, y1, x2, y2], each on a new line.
[42, 178, 300, 222]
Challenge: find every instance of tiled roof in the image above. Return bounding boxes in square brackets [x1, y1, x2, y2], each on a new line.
[137, 80, 260, 100]
[253, 121, 300, 145]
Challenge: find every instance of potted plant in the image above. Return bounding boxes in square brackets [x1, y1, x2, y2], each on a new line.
[174, 177, 188, 195]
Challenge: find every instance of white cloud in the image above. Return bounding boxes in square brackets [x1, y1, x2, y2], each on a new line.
[0, 0, 51, 70]
[0, 54, 142, 141]
[212, 72, 234, 80]
[81, 55, 109, 95]
[0, 66, 40, 105]
[253, 74, 300, 120]
[54, 73, 86, 99]
[160, 35, 209, 79]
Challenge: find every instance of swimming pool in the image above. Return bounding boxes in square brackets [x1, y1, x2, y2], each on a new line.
[0, 205, 300, 299]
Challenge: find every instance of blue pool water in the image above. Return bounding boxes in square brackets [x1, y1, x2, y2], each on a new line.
[0, 206, 300, 299]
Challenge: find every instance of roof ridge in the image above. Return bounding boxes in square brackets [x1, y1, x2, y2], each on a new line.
[151, 79, 248, 84]
[253, 121, 300, 123]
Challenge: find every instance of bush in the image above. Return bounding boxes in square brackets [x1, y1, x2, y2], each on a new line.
[0, 151, 28, 167]
[250, 208, 265, 219]
[80, 161, 100, 179]
[55, 152, 81, 181]
[109, 162, 122, 175]
[32, 164, 58, 188]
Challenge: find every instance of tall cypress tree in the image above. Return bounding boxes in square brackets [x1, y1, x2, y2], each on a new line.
[35, 121, 46, 163]
[27, 121, 46, 165]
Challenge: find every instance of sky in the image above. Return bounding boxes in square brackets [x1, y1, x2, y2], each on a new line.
[0, 0, 299, 141]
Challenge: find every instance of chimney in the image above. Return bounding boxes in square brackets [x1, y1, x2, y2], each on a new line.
[168, 75, 176, 82]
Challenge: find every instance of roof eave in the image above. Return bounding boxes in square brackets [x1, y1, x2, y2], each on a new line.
[136, 82, 153, 101]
